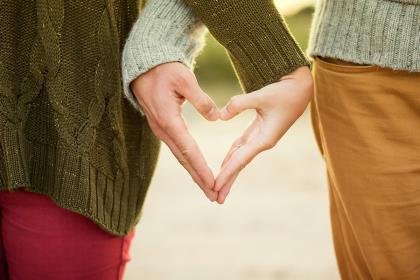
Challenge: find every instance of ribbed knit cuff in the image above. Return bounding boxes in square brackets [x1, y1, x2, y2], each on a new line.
[184, 0, 311, 93]
[121, 0, 207, 114]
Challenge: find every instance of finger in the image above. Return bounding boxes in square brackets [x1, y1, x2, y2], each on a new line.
[202, 187, 219, 202]
[221, 119, 260, 169]
[221, 138, 245, 169]
[215, 136, 267, 191]
[217, 172, 239, 204]
[143, 110, 217, 201]
[164, 117, 215, 191]
[162, 131, 218, 201]
[155, 123, 218, 201]
[180, 76, 219, 121]
[220, 92, 261, 121]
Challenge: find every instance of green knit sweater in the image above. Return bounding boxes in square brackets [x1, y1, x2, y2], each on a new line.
[0, 0, 309, 236]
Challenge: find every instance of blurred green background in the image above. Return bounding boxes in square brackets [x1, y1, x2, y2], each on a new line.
[194, 6, 314, 105]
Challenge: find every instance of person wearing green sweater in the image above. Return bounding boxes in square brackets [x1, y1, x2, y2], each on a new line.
[126, 0, 419, 279]
[0, 0, 312, 278]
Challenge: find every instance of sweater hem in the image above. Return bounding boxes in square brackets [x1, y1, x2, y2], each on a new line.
[308, 0, 420, 73]
[0, 124, 153, 236]
[0, 185, 139, 236]
[309, 50, 420, 73]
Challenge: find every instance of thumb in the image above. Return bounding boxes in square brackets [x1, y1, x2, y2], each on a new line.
[181, 76, 219, 121]
[220, 93, 260, 121]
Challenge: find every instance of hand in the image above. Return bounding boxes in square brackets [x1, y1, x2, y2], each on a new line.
[214, 66, 314, 204]
[131, 62, 220, 201]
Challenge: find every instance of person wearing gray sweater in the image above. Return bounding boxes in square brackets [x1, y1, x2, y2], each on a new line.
[122, 0, 420, 279]
[308, 1, 420, 279]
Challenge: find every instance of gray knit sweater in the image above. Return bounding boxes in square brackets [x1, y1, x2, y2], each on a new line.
[121, 0, 206, 113]
[308, 0, 420, 72]
[122, 0, 419, 115]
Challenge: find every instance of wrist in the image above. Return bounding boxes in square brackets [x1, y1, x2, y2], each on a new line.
[280, 66, 312, 80]
[121, 0, 207, 114]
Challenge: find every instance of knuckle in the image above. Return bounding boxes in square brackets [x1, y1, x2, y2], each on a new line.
[180, 148, 192, 160]
[263, 139, 277, 150]
[155, 115, 168, 127]
[197, 99, 214, 115]
[228, 96, 241, 112]
[177, 158, 187, 167]
[176, 70, 194, 88]
[154, 111, 166, 122]
[159, 118, 176, 130]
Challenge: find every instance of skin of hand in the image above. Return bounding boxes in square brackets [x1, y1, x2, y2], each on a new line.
[130, 62, 220, 202]
[214, 66, 314, 204]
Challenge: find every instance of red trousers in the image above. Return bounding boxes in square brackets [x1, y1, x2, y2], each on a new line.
[0, 187, 135, 280]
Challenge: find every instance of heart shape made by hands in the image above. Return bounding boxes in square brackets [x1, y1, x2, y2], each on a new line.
[132, 62, 313, 205]
[181, 76, 312, 204]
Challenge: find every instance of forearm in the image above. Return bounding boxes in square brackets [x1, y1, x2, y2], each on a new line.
[121, 0, 207, 113]
[183, 0, 311, 92]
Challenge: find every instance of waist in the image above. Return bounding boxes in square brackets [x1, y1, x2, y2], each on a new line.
[307, 0, 420, 72]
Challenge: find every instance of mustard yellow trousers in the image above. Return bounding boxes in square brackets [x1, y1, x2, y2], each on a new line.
[311, 57, 420, 280]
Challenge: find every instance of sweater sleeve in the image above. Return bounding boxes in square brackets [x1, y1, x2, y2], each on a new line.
[121, 0, 207, 114]
[184, 0, 311, 93]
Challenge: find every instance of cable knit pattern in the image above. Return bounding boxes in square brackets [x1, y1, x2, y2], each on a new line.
[308, 0, 420, 72]
[0, 0, 162, 236]
[0, 0, 310, 236]
[121, 0, 207, 114]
